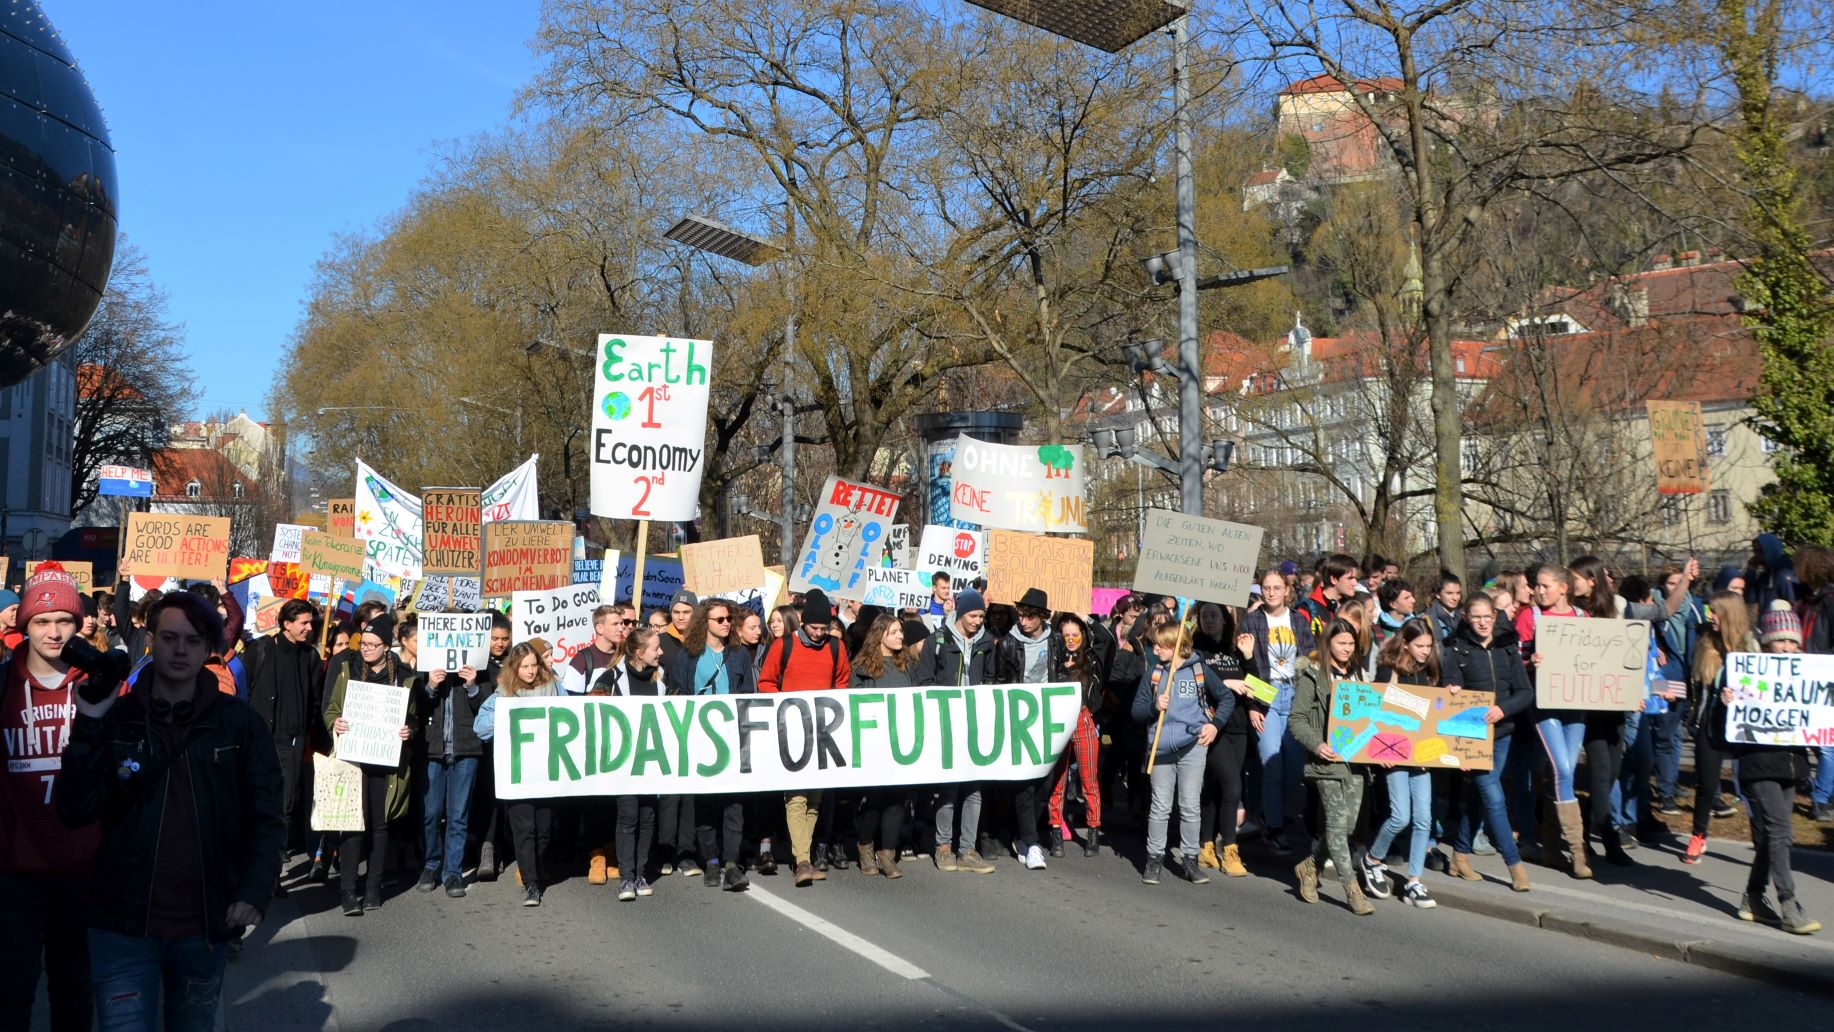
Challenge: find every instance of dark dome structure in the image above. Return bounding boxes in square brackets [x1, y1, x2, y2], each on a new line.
[0, 0, 117, 388]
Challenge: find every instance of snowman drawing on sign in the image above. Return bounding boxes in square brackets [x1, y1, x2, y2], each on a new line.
[808, 508, 865, 592]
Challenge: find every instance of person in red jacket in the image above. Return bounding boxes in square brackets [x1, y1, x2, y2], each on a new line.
[758, 589, 851, 886]
[0, 563, 105, 1032]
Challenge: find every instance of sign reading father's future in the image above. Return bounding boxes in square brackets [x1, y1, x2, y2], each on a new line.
[493, 683, 1079, 798]
[589, 333, 712, 521]
[1133, 509, 1264, 607]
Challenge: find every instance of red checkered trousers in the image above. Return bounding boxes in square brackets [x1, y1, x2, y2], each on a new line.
[1047, 706, 1101, 831]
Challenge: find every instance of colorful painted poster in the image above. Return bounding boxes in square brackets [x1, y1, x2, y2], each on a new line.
[1534, 617, 1651, 711]
[483, 454, 541, 523]
[877, 525, 911, 569]
[589, 333, 712, 521]
[573, 557, 603, 585]
[926, 437, 975, 530]
[1132, 509, 1264, 607]
[949, 435, 1087, 534]
[983, 530, 1094, 613]
[680, 535, 766, 598]
[1724, 652, 1834, 746]
[916, 525, 985, 584]
[857, 567, 931, 611]
[513, 584, 601, 666]
[1648, 400, 1710, 495]
[97, 464, 154, 498]
[417, 612, 492, 673]
[355, 459, 422, 579]
[792, 475, 901, 596]
[334, 680, 411, 767]
[420, 487, 483, 575]
[310, 756, 365, 832]
[482, 520, 574, 598]
[1327, 680, 1495, 770]
[121, 514, 231, 582]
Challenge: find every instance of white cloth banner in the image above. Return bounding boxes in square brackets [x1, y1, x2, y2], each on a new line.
[492, 683, 1079, 799]
[334, 680, 411, 767]
[589, 333, 712, 521]
[484, 453, 541, 524]
[355, 458, 423, 580]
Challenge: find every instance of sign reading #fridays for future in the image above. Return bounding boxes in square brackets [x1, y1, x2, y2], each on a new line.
[493, 683, 1079, 799]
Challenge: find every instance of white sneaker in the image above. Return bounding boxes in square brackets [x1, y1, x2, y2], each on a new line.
[1023, 845, 1048, 870]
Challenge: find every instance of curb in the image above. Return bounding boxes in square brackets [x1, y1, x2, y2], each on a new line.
[1431, 878, 1834, 999]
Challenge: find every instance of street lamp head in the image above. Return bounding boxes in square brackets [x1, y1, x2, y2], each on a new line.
[1208, 439, 1235, 474]
[1123, 339, 1160, 375]
[1090, 428, 1116, 455]
[965, 0, 1187, 53]
[1116, 425, 1138, 449]
[1141, 250, 1181, 287]
[663, 214, 780, 266]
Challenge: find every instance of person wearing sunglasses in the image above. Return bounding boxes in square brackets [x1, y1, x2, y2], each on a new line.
[667, 599, 755, 892]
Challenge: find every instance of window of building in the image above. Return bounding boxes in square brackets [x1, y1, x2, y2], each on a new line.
[1659, 497, 1681, 527]
[1705, 426, 1726, 457]
[186, 480, 201, 499]
[1761, 434, 1782, 454]
[1707, 489, 1731, 525]
[232, 482, 245, 499]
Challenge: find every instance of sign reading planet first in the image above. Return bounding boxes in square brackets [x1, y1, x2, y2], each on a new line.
[588, 334, 713, 521]
[122, 513, 231, 581]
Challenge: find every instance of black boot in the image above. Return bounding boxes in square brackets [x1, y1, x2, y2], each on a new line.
[1084, 827, 1101, 857]
[1602, 826, 1635, 867]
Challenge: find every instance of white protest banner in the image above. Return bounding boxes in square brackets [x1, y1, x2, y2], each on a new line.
[493, 682, 1079, 799]
[858, 567, 931, 611]
[949, 435, 1087, 534]
[269, 523, 311, 564]
[334, 680, 411, 767]
[1133, 509, 1265, 607]
[917, 525, 985, 583]
[1534, 617, 1651, 711]
[310, 755, 365, 832]
[514, 584, 601, 666]
[483, 453, 541, 523]
[417, 613, 492, 673]
[1725, 652, 1834, 747]
[589, 334, 711, 521]
[355, 458, 423, 579]
[793, 475, 901, 596]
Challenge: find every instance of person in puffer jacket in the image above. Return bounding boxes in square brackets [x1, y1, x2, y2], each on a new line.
[1131, 620, 1232, 887]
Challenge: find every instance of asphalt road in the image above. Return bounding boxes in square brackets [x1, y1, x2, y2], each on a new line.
[226, 832, 1828, 1032]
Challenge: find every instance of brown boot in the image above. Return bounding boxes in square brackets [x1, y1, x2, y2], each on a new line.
[1449, 852, 1482, 881]
[1219, 844, 1248, 878]
[1198, 842, 1221, 869]
[1508, 863, 1533, 892]
[857, 845, 878, 875]
[1555, 800, 1592, 879]
[588, 849, 609, 886]
[1344, 880, 1376, 916]
[1295, 857, 1320, 904]
[876, 849, 903, 879]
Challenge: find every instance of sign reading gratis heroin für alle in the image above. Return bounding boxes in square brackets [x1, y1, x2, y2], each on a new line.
[492, 682, 1079, 799]
[589, 333, 712, 521]
[1132, 509, 1265, 608]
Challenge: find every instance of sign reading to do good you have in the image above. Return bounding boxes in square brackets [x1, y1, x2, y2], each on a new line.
[589, 333, 712, 522]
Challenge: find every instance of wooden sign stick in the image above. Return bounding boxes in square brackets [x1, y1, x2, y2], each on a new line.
[632, 520, 650, 614]
[1144, 598, 1193, 776]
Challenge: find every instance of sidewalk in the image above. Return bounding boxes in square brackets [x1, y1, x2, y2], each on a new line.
[1434, 830, 1834, 996]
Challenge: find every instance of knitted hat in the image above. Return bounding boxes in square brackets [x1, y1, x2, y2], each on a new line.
[1759, 600, 1802, 645]
[954, 588, 986, 616]
[801, 589, 833, 626]
[19, 562, 82, 622]
[362, 613, 397, 647]
[0, 588, 18, 613]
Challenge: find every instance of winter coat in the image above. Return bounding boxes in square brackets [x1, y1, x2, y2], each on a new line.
[1238, 606, 1315, 686]
[1288, 658, 1355, 782]
[758, 631, 851, 692]
[242, 634, 328, 751]
[1440, 621, 1535, 739]
[1130, 654, 1233, 758]
[993, 627, 1064, 685]
[912, 622, 995, 688]
[420, 668, 493, 761]
[667, 643, 759, 696]
[323, 660, 421, 822]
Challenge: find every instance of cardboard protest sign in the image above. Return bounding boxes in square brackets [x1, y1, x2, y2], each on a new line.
[493, 682, 1080, 799]
[792, 476, 901, 597]
[482, 454, 541, 523]
[482, 520, 573, 598]
[589, 333, 713, 521]
[877, 525, 911, 569]
[25, 561, 92, 593]
[417, 612, 492, 673]
[327, 498, 356, 537]
[421, 487, 482, 575]
[355, 459, 422, 579]
[984, 530, 1094, 613]
[1724, 652, 1834, 746]
[1133, 509, 1264, 607]
[1328, 680, 1495, 770]
[264, 561, 310, 600]
[1534, 617, 1651, 711]
[334, 680, 411, 767]
[122, 514, 231, 581]
[916, 525, 985, 584]
[299, 530, 365, 583]
[513, 584, 600, 666]
[252, 595, 288, 636]
[681, 535, 765, 598]
[949, 435, 1087, 534]
[1647, 400, 1710, 495]
[0, 557, 9, 588]
[310, 756, 365, 832]
[858, 567, 931, 611]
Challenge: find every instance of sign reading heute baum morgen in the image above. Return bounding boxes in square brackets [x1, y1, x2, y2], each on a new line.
[492, 683, 1080, 799]
[589, 333, 713, 521]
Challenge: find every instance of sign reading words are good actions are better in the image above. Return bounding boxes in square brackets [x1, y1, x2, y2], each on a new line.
[417, 613, 492, 673]
[122, 514, 231, 581]
[483, 520, 574, 598]
[1328, 681, 1495, 770]
[1724, 651, 1834, 746]
[493, 683, 1079, 798]
[984, 530, 1094, 612]
[1133, 509, 1265, 608]
[590, 333, 712, 521]
[1534, 617, 1650, 711]
[948, 436, 1088, 534]
[793, 475, 900, 597]
[334, 680, 411, 767]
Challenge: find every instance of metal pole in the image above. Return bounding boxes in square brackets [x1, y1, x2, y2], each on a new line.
[780, 198, 798, 562]
[1171, 14, 1201, 517]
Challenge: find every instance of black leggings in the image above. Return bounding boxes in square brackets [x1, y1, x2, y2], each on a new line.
[856, 790, 907, 852]
[1011, 776, 1051, 849]
[616, 795, 656, 880]
[1583, 728, 1624, 837]
[656, 795, 696, 862]
[340, 768, 392, 900]
[1199, 732, 1249, 848]
[507, 801, 554, 887]
[1692, 736, 1730, 837]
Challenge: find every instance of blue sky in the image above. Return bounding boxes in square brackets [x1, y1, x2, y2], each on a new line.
[49, 1, 541, 421]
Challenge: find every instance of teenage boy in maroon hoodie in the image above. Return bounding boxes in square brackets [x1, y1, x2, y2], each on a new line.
[759, 589, 851, 885]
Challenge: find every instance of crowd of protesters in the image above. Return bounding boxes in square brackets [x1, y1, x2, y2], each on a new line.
[2, 531, 1832, 1029]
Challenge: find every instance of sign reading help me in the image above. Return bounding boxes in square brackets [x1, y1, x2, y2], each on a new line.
[1534, 617, 1650, 711]
[1724, 652, 1834, 746]
[1133, 509, 1264, 608]
[1327, 680, 1495, 769]
[417, 613, 492, 673]
[589, 333, 712, 521]
[122, 514, 231, 581]
[493, 682, 1079, 798]
[948, 436, 1087, 534]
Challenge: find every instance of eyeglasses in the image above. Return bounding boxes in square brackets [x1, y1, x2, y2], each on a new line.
[710, 616, 731, 624]
[614, 619, 635, 627]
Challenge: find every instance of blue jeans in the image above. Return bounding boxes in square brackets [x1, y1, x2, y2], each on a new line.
[1652, 702, 1686, 801]
[1814, 747, 1834, 807]
[89, 929, 227, 1032]
[1257, 682, 1306, 833]
[1535, 716, 1585, 802]
[424, 757, 479, 878]
[1370, 768, 1433, 877]
[1453, 735, 1522, 865]
[1612, 710, 1653, 828]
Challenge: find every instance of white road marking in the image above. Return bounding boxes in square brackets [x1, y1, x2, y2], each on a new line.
[746, 885, 931, 980]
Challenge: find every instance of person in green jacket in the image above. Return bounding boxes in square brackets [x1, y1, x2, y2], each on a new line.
[324, 614, 419, 916]
[1288, 616, 1376, 916]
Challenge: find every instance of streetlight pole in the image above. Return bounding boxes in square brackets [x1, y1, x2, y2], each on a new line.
[1170, 13, 1201, 516]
